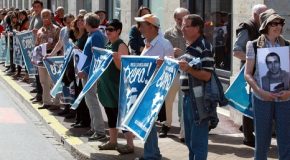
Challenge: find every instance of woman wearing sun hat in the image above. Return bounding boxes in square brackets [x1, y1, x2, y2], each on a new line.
[244, 9, 290, 160]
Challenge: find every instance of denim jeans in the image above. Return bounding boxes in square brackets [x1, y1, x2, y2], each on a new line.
[82, 77, 105, 135]
[183, 93, 208, 160]
[253, 96, 290, 160]
[143, 125, 162, 160]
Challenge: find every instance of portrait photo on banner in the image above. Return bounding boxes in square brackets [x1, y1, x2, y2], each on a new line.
[32, 43, 47, 65]
[257, 46, 290, 93]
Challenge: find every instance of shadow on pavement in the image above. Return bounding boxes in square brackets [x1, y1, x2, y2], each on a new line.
[208, 134, 278, 159]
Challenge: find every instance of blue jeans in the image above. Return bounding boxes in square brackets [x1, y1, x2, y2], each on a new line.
[143, 125, 162, 160]
[183, 94, 208, 160]
[253, 96, 290, 160]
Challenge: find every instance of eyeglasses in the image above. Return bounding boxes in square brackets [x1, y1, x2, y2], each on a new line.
[268, 21, 285, 27]
[105, 28, 115, 32]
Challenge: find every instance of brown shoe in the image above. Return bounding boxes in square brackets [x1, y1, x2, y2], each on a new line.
[117, 145, 134, 154]
[98, 141, 117, 150]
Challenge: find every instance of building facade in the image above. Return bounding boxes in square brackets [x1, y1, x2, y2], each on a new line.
[1, 0, 290, 125]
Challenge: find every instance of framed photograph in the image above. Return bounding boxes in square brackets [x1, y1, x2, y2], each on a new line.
[257, 46, 290, 92]
[213, 26, 227, 47]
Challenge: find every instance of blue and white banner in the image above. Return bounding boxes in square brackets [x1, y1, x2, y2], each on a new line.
[5, 35, 10, 67]
[70, 47, 113, 110]
[224, 66, 253, 118]
[0, 36, 6, 62]
[122, 57, 179, 142]
[13, 36, 23, 66]
[17, 31, 37, 75]
[61, 81, 76, 104]
[50, 40, 75, 98]
[117, 56, 158, 129]
[43, 56, 64, 84]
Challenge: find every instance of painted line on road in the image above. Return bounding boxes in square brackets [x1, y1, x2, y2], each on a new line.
[0, 72, 83, 146]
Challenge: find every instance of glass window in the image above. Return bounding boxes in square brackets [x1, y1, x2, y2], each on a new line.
[17, 0, 22, 9]
[113, 0, 121, 19]
[138, 0, 150, 8]
[188, 0, 232, 72]
[106, 0, 121, 20]
[83, 0, 92, 12]
[24, 0, 29, 9]
[149, 0, 165, 31]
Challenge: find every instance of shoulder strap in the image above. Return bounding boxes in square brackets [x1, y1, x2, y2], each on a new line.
[252, 40, 258, 75]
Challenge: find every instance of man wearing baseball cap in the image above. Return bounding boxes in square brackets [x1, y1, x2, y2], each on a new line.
[134, 14, 174, 160]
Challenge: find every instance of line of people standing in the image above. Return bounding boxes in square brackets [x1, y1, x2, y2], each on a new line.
[2, 1, 290, 160]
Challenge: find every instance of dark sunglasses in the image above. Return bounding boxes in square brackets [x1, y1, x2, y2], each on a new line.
[105, 28, 115, 32]
[268, 21, 285, 27]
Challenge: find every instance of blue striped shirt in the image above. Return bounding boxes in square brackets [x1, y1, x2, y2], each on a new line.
[180, 36, 215, 91]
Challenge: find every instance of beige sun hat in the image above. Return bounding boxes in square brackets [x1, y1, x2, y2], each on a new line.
[259, 9, 285, 33]
[134, 14, 160, 28]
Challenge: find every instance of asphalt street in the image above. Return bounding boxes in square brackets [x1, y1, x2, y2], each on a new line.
[0, 79, 75, 160]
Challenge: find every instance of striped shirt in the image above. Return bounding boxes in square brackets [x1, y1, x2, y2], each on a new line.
[180, 36, 215, 91]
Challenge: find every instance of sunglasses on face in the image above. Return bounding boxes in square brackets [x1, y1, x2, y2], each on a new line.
[105, 28, 115, 32]
[269, 21, 285, 27]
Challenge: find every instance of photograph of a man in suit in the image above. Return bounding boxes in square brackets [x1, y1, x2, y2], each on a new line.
[261, 52, 289, 92]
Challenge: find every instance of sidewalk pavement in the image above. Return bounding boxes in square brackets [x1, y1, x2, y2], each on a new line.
[0, 67, 279, 160]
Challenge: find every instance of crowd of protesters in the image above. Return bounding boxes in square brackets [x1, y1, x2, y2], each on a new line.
[1, 1, 290, 160]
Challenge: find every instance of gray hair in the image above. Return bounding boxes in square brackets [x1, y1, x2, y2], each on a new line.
[41, 9, 51, 18]
[252, 4, 267, 15]
[79, 9, 87, 16]
[56, 6, 64, 12]
[174, 7, 190, 18]
[84, 12, 100, 28]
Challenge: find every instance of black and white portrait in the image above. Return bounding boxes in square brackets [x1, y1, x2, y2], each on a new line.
[73, 49, 86, 73]
[32, 43, 47, 65]
[258, 47, 290, 92]
[213, 26, 227, 47]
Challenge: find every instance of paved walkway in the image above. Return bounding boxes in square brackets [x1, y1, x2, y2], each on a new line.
[0, 66, 279, 160]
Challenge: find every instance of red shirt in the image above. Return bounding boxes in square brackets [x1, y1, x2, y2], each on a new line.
[54, 15, 64, 27]
[0, 25, 4, 34]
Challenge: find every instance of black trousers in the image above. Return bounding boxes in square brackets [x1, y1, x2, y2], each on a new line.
[157, 103, 166, 122]
[75, 79, 90, 125]
[35, 74, 43, 96]
[243, 115, 255, 142]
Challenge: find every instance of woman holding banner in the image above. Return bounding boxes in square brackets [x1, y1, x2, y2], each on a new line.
[69, 14, 90, 128]
[13, 10, 30, 82]
[244, 9, 290, 160]
[97, 19, 135, 154]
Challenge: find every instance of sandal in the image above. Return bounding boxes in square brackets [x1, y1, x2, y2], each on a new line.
[117, 145, 134, 154]
[98, 141, 117, 150]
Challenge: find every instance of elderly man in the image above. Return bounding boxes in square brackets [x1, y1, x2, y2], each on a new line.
[35, 9, 60, 110]
[77, 13, 107, 141]
[179, 14, 215, 160]
[54, 6, 65, 27]
[161, 7, 189, 140]
[134, 14, 174, 160]
[233, 4, 267, 147]
[46, 13, 75, 116]
[47, 13, 75, 57]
